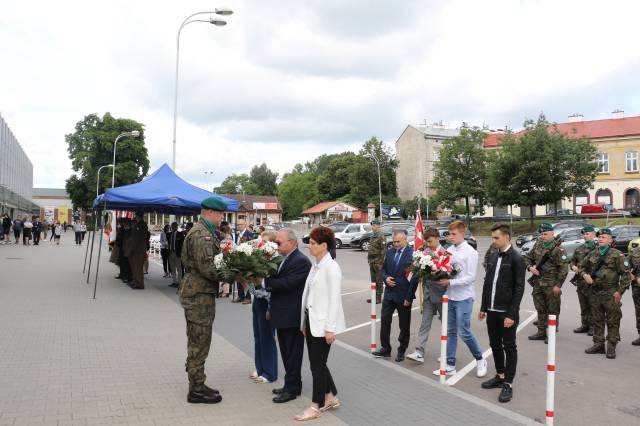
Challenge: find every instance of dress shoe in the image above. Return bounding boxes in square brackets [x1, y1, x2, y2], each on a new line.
[632, 336, 640, 346]
[481, 375, 504, 389]
[272, 387, 285, 395]
[585, 343, 605, 354]
[573, 325, 589, 333]
[528, 332, 546, 341]
[371, 349, 391, 358]
[273, 392, 297, 403]
[606, 343, 616, 359]
[366, 298, 381, 304]
[187, 390, 222, 404]
[395, 352, 405, 362]
[498, 383, 513, 403]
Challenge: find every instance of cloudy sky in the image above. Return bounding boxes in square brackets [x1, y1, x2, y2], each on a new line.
[2, 0, 640, 190]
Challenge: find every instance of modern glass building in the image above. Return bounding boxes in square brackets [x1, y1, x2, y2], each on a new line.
[0, 113, 39, 218]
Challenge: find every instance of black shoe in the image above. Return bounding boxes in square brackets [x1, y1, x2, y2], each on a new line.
[498, 383, 513, 403]
[528, 332, 546, 341]
[481, 375, 505, 389]
[632, 336, 640, 346]
[371, 349, 391, 358]
[533, 320, 539, 326]
[202, 384, 220, 395]
[395, 352, 405, 362]
[272, 387, 284, 395]
[585, 343, 605, 354]
[573, 325, 589, 333]
[115, 275, 122, 279]
[187, 390, 222, 404]
[366, 298, 382, 304]
[273, 392, 297, 403]
[587, 328, 594, 336]
[606, 343, 616, 359]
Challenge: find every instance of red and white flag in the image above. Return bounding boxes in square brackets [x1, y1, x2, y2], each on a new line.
[414, 208, 424, 251]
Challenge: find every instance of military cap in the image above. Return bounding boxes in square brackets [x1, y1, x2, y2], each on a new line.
[201, 196, 228, 211]
[538, 222, 553, 233]
[597, 228, 613, 236]
[370, 219, 381, 225]
[581, 225, 595, 233]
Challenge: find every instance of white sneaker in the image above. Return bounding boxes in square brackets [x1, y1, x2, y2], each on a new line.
[406, 351, 424, 363]
[432, 365, 456, 376]
[476, 358, 488, 378]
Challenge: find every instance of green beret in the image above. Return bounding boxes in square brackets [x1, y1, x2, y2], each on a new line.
[581, 225, 595, 233]
[538, 222, 553, 233]
[597, 228, 612, 236]
[201, 196, 228, 211]
[370, 219, 381, 225]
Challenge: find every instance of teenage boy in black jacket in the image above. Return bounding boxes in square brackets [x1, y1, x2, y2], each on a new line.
[478, 223, 525, 403]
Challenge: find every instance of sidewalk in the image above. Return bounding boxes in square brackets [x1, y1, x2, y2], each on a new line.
[0, 236, 535, 425]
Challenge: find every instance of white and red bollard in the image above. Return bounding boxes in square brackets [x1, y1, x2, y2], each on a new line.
[370, 283, 377, 353]
[546, 314, 557, 426]
[439, 295, 449, 384]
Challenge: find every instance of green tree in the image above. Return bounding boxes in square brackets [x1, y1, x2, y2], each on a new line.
[432, 127, 488, 225]
[65, 113, 149, 209]
[278, 166, 319, 219]
[249, 163, 279, 195]
[316, 152, 359, 201]
[214, 173, 260, 195]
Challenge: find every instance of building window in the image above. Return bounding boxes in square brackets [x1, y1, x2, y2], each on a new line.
[596, 189, 612, 205]
[596, 153, 609, 173]
[626, 151, 638, 172]
[433, 150, 440, 162]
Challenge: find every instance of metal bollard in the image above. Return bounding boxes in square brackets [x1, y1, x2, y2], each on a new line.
[370, 282, 377, 353]
[546, 314, 557, 426]
[439, 295, 449, 384]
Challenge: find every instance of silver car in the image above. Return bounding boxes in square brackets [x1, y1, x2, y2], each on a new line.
[519, 227, 587, 260]
[334, 223, 372, 249]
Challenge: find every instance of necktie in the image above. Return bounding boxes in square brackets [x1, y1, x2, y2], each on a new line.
[394, 250, 401, 266]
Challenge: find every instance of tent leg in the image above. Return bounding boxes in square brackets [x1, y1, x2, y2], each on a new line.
[93, 225, 104, 299]
[82, 214, 97, 273]
[86, 230, 97, 284]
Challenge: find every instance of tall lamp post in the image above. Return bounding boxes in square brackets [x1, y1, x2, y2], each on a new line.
[172, 8, 233, 171]
[204, 171, 214, 192]
[111, 131, 141, 188]
[367, 153, 383, 223]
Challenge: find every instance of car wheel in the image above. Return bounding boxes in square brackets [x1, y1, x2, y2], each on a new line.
[361, 240, 370, 251]
[335, 239, 342, 249]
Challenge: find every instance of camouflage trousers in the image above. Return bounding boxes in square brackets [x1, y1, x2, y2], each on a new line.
[181, 293, 216, 390]
[532, 285, 561, 333]
[368, 262, 384, 299]
[576, 282, 593, 328]
[632, 286, 640, 334]
[591, 289, 622, 345]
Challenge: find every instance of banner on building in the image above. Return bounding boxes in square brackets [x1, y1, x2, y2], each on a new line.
[253, 202, 279, 210]
[382, 204, 403, 220]
[44, 207, 55, 224]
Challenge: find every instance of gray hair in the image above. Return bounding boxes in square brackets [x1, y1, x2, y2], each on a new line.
[392, 229, 408, 237]
[279, 228, 298, 245]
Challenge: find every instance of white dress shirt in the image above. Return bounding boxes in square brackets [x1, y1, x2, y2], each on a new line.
[447, 240, 478, 301]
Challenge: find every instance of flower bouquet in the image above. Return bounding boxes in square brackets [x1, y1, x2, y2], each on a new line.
[410, 249, 459, 281]
[214, 240, 285, 284]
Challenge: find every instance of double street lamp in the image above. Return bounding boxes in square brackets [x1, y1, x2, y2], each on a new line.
[172, 8, 233, 171]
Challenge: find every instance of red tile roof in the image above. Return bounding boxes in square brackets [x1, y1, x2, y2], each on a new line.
[302, 201, 340, 215]
[483, 115, 640, 148]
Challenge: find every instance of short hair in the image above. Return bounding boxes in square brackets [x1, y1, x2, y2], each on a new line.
[490, 223, 511, 236]
[448, 220, 466, 232]
[220, 224, 232, 235]
[310, 226, 335, 250]
[424, 227, 440, 239]
[393, 229, 408, 238]
[279, 228, 298, 244]
[261, 230, 277, 242]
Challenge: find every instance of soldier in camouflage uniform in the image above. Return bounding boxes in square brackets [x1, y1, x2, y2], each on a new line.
[570, 225, 597, 335]
[581, 228, 631, 359]
[179, 196, 227, 404]
[628, 245, 640, 346]
[367, 219, 386, 304]
[524, 223, 569, 342]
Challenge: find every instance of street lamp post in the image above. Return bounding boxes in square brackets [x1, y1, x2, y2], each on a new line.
[111, 131, 141, 188]
[368, 153, 383, 223]
[172, 8, 233, 171]
[204, 171, 214, 192]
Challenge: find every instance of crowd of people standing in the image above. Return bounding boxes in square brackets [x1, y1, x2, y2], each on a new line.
[0, 213, 79, 246]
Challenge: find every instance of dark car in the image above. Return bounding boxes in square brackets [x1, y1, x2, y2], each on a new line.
[493, 213, 521, 221]
[610, 225, 640, 254]
[514, 220, 592, 248]
[628, 205, 640, 217]
[515, 232, 538, 248]
[349, 222, 412, 251]
[434, 227, 477, 250]
[547, 208, 574, 216]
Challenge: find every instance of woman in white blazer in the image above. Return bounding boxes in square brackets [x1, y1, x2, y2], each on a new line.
[294, 226, 346, 421]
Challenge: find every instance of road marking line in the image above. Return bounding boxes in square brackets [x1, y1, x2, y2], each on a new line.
[445, 310, 537, 386]
[339, 306, 421, 334]
[341, 289, 369, 296]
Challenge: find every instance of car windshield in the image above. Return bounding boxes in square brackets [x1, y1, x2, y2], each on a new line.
[329, 223, 348, 232]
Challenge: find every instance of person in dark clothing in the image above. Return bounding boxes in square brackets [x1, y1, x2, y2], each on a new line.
[32, 217, 42, 245]
[117, 219, 132, 283]
[478, 223, 526, 403]
[13, 217, 23, 244]
[160, 224, 171, 277]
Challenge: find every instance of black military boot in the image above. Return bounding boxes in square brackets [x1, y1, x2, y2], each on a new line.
[587, 327, 594, 336]
[573, 325, 589, 333]
[533, 320, 539, 326]
[188, 385, 222, 404]
[606, 343, 616, 359]
[585, 343, 605, 354]
[202, 384, 220, 396]
[528, 332, 546, 341]
[632, 336, 640, 346]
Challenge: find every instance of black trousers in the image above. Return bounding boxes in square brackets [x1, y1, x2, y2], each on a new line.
[380, 299, 411, 353]
[119, 254, 132, 281]
[75, 232, 82, 245]
[276, 327, 305, 394]
[33, 232, 40, 245]
[160, 248, 170, 274]
[305, 314, 337, 408]
[486, 311, 518, 383]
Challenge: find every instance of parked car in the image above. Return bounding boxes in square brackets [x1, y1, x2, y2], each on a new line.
[546, 208, 574, 216]
[515, 232, 538, 248]
[519, 226, 593, 258]
[332, 223, 372, 249]
[610, 225, 640, 254]
[301, 222, 349, 244]
[493, 213, 521, 221]
[437, 214, 467, 224]
[579, 204, 629, 216]
[629, 236, 640, 253]
[515, 220, 592, 248]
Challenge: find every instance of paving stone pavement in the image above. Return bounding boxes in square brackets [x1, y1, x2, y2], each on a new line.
[0, 235, 536, 425]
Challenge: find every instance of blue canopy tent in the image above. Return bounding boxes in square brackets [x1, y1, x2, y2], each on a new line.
[92, 163, 238, 214]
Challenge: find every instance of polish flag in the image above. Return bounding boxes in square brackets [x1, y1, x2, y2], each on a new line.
[414, 208, 424, 251]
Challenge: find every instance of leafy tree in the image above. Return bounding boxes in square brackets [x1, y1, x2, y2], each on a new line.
[432, 127, 488, 225]
[316, 152, 359, 201]
[249, 163, 279, 195]
[214, 173, 259, 195]
[65, 113, 149, 209]
[278, 167, 319, 219]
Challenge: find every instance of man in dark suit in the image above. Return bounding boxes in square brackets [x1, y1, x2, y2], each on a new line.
[265, 228, 312, 403]
[372, 230, 418, 362]
[168, 222, 185, 288]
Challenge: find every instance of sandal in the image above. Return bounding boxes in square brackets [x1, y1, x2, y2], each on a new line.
[320, 398, 340, 412]
[249, 371, 258, 380]
[293, 406, 322, 421]
[254, 376, 272, 384]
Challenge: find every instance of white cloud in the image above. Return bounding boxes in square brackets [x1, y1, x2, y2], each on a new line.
[1, 0, 640, 190]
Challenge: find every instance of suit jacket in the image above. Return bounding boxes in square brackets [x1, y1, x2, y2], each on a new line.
[382, 245, 419, 303]
[481, 247, 526, 321]
[265, 248, 312, 329]
[168, 230, 185, 257]
[235, 229, 253, 244]
[300, 253, 346, 337]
